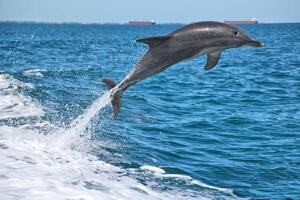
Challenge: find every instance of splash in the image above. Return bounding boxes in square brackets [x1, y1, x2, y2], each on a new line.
[69, 91, 110, 133]
[53, 91, 111, 149]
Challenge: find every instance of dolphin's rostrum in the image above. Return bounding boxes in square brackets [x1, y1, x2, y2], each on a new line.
[102, 21, 263, 118]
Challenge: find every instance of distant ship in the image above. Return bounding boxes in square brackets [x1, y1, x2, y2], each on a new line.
[224, 18, 258, 25]
[128, 21, 156, 25]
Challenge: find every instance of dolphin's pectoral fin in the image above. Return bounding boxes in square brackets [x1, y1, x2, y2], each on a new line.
[136, 36, 171, 48]
[205, 51, 222, 70]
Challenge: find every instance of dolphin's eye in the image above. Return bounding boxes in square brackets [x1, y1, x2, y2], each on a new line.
[234, 31, 239, 36]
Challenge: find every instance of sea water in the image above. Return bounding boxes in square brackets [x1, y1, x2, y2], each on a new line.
[0, 23, 299, 199]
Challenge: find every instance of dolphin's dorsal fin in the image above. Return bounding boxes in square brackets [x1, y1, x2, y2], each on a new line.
[136, 36, 171, 48]
[205, 51, 222, 70]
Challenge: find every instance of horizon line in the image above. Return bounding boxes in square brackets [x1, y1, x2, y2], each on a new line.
[0, 20, 300, 25]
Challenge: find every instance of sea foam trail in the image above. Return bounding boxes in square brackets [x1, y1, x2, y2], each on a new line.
[0, 126, 209, 200]
[53, 91, 111, 149]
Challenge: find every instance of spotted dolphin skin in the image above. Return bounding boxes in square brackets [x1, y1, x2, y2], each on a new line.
[102, 21, 263, 118]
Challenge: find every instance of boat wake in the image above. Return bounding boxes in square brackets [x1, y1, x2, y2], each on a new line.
[0, 73, 241, 200]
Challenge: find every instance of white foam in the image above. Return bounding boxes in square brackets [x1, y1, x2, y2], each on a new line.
[140, 165, 237, 197]
[140, 165, 166, 175]
[23, 69, 46, 77]
[0, 74, 44, 119]
[162, 174, 233, 194]
[0, 126, 212, 200]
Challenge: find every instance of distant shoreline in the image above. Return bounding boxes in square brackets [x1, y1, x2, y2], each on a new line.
[0, 20, 299, 25]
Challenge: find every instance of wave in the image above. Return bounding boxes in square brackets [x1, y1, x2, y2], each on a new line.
[0, 74, 242, 200]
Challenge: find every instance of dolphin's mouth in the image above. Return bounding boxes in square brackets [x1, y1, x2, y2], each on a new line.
[248, 39, 264, 47]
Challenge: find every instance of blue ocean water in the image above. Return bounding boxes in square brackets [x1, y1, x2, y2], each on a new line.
[0, 23, 299, 199]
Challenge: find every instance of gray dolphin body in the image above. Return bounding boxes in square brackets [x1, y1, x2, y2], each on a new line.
[102, 21, 263, 118]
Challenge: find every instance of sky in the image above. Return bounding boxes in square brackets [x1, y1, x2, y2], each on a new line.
[0, 0, 299, 23]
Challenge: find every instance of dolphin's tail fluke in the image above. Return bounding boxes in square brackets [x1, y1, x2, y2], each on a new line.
[102, 79, 122, 119]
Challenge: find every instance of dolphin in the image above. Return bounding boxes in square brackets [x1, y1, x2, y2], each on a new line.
[102, 21, 263, 118]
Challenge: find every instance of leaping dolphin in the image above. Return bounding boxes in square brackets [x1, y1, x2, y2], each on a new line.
[102, 21, 263, 118]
